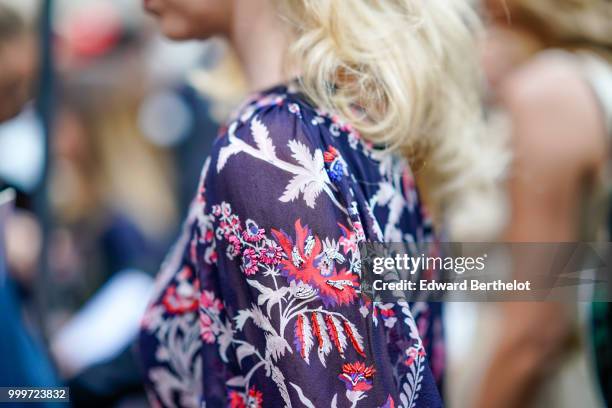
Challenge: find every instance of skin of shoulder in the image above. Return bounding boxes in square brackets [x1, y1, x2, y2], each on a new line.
[498, 51, 608, 241]
[499, 52, 608, 182]
[474, 52, 610, 408]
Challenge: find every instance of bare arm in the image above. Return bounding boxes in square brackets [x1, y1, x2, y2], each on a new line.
[475, 54, 607, 408]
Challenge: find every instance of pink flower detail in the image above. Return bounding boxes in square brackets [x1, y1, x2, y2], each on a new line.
[228, 235, 242, 252]
[242, 248, 259, 275]
[200, 314, 215, 344]
[200, 290, 223, 313]
[404, 347, 426, 367]
[260, 241, 283, 265]
[221, 202, 232, 216]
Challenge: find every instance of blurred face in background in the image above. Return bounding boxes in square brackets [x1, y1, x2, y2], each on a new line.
[480, 0, 542, 94]
[0, 32, 37, 121]
[143, 0, 232, 40]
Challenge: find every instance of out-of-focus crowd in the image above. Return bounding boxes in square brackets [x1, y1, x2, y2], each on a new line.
[0, 0, 610, 407]
[0, 1, 240, 405]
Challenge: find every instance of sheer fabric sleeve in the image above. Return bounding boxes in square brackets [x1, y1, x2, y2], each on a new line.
[198, 104, 440, 408]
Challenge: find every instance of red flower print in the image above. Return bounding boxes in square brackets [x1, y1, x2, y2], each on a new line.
[162, 267, 199, 314]
[242, 247, 259, 276]
[228, 386, 263, 408]
[323, 146, 339, 163]
[338, 362, 376, 392]
[271, 219, 359, 307]
[247, 387, 263, 407]
[228, 391, 245, 408]
[404, 347, 426, 367]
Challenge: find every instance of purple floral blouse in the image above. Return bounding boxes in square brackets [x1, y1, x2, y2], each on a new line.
[139, 84, 444, 408]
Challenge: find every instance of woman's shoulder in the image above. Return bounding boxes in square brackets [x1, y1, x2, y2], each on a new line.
[217, 85, 319, 149]
[211, 84, 377, 173]
[499, 50, 608, 172]
[203, 87, 334, 210]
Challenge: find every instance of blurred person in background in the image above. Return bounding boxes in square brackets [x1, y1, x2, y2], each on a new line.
[474, 0, 612, 407]
[47, 94, 167, 406]
[0, 1, 42, 295]
[1, 0, 225, 405]
[44, 6, 182, 403]
[140, 0, 504, 407]
[0, 1, 61, 395]
[47, 91, 176, 321]
[0, 3, 36, 123]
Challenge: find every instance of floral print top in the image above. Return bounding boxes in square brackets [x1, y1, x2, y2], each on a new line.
[139, 83, 444, 408]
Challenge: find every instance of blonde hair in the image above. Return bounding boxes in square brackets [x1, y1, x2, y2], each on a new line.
[276, 0, 508, 239]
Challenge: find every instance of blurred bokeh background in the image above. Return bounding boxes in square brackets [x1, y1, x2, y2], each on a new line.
[0, 1, 247, 405]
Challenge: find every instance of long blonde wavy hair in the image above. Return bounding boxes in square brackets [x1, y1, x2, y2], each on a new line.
[275, 0, 507, 239]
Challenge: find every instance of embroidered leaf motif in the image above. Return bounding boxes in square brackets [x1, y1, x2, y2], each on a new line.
[311, 312, 332, 367]
[250, 306, 275, 333]
[265, 333, 291, 362]
[288, 139, 320, 170]
[279, 140, 328, 209]
[331, 394, 338, 408]
[236, 343, 255, 365]
[279, 173, 311, 204]
[325, 314, 347, 357]
[234, 309, 253, 331]
[251, 117, 276, 159]
[270, 365, 292, 407]
[343, 319, 366, 357]
[234, 306, 275, 333]
[225, 376, 246, 387]
[294, 313, 314, 363]
[217, 143, 242, 173]
[289, 382, 316, 408]
[247, 279, 289, 315]
[217, 122, 243, 172]
[217, 320, 233, 363]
